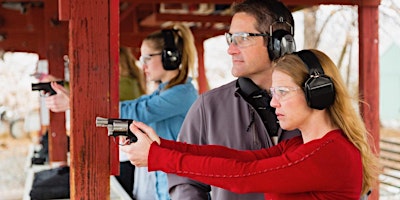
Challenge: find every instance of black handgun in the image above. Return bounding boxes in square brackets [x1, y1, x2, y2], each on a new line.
[31, 81, 64, 96]
[95, 117, 138, 144]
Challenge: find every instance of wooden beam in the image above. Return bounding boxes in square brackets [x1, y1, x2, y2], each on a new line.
[109, 0, 120, 176]
[120, 2, 136, 21]
[358, 5, 380, 200]
[58, 0, 70, 21]
[0, 32, 43, 54]
[43, 0, 69, 165]
[68, 0, 116, 198]
[0, 8, 41, 31]
[0, 6, 45, 54]
[122, 0, 233, 3]
[138, 13, 164, 28]
[120, 0, 380, 6]
[0, 0, 43, 2]
[196, 38, 208, 94]
[283, 0, 381, 6]
[120, 27, 225, 51]
[0, 0, 381, 5]
[155, 13, 232, 23]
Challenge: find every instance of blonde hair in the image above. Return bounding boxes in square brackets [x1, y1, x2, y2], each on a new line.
[143, 23, 197, 90]
[273, 49, 380, 195]
[119, 46, 146, 94]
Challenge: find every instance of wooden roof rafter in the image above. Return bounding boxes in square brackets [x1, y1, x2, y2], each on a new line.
[120, 0, 380, 6]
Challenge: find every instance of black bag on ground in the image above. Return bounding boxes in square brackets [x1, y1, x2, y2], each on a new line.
[31, 131, 49, 165]
[30, 166, 70, 200]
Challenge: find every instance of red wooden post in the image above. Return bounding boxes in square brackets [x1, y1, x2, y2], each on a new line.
[43, 0, 69, 165]
[109, 0, 120, 176]
[359, 5, 380, 200]
[196, 38, 209, 94]
[58, 0, 70, 21]
[67, 0, 119, 198]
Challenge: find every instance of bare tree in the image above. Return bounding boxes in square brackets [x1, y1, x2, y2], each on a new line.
[303, 6, 318, 48]
[303, 5, 358, 88]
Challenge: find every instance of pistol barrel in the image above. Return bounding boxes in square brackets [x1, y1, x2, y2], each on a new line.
[95, 117, 109, 127]
[95, 116, 137, 143]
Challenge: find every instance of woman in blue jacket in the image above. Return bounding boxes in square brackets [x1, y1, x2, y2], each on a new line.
[119, 23, 198, 200]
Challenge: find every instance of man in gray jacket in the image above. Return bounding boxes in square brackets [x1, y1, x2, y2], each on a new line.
[167, 0, 301, 199]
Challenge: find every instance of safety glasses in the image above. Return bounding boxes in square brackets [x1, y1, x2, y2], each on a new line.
[225, 32, 269, 48]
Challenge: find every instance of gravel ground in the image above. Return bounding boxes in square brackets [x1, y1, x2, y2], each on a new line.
[1, 128, 400, 200]
[0, 135, 31, 200]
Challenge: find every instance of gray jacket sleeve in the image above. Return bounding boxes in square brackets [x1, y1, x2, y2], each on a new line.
[167, 96, 211, 200]
[168, 174, 211, 200]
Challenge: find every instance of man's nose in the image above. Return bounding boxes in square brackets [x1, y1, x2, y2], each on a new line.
[227, 43, 240, 55]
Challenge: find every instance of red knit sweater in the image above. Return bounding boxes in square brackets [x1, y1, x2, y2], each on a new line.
[148, 129, 362, 200]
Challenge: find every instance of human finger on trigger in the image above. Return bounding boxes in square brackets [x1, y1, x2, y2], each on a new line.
[50, 82, 62, 93]
[129, 123, 147, 140]
[132, 121, 160, 144]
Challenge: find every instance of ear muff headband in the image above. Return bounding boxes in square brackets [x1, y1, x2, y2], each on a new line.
[268, 17, 296, 61]
[295, 50, 335, 110]
[161, 29, 182, 70]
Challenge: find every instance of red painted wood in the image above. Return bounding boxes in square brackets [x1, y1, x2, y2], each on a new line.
[109, 0, 120, 176]
[155, 13, 232, 23]
[58, 0, 70, 21]
[68, 0, 114, 198]
[196, 39, 208, 94]
[119, 0, 380, 6]
[43, 0, 69, 164]
[0, 6, 44, 55]
[283, 0, 380, 6]
[0, 0, 380, 4]
[359, 5, 380, 200]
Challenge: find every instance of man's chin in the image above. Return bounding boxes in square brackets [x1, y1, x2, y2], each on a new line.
[231, 69, 246, 78]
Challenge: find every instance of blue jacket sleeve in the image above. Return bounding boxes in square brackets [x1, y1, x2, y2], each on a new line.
[119, 83, 197, 124]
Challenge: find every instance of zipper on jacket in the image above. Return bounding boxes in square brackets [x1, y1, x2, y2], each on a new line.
[246, 111, 255, 132]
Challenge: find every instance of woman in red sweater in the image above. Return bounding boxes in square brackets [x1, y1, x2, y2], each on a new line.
[121, 49, 380, 200]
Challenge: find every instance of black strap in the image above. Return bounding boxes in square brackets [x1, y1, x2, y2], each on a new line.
[237, 77, 278, 137]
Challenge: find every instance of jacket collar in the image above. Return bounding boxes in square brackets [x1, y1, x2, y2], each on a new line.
[236, 77, 262, 97]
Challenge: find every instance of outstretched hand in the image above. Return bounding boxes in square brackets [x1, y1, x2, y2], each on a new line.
[44, 82, 70, 112]
[120, 121, 161, 167]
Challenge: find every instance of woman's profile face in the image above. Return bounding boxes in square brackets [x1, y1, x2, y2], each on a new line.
[140, 40, 165, 82]
[270, 70, 312, 131]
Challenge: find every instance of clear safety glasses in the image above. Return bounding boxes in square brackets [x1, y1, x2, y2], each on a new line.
[139, 53, 162, 65]
[269, 86, 301, 101]
[225, 32, 269, 48]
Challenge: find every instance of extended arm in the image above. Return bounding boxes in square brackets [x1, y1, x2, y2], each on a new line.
[119, 83, 196, 124]
[149, 139, 338, 194]
[121, 121, 292, 190]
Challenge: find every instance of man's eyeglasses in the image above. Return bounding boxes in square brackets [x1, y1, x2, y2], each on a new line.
[139, 53, 162, 65]
[225, 32, 269, 48]
[269, 86, 301, 101]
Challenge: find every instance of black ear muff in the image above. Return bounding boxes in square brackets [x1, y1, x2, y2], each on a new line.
[161, 29, 182, 70]
[268, 17, 296, 61]
[295, 50, 335, 110]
